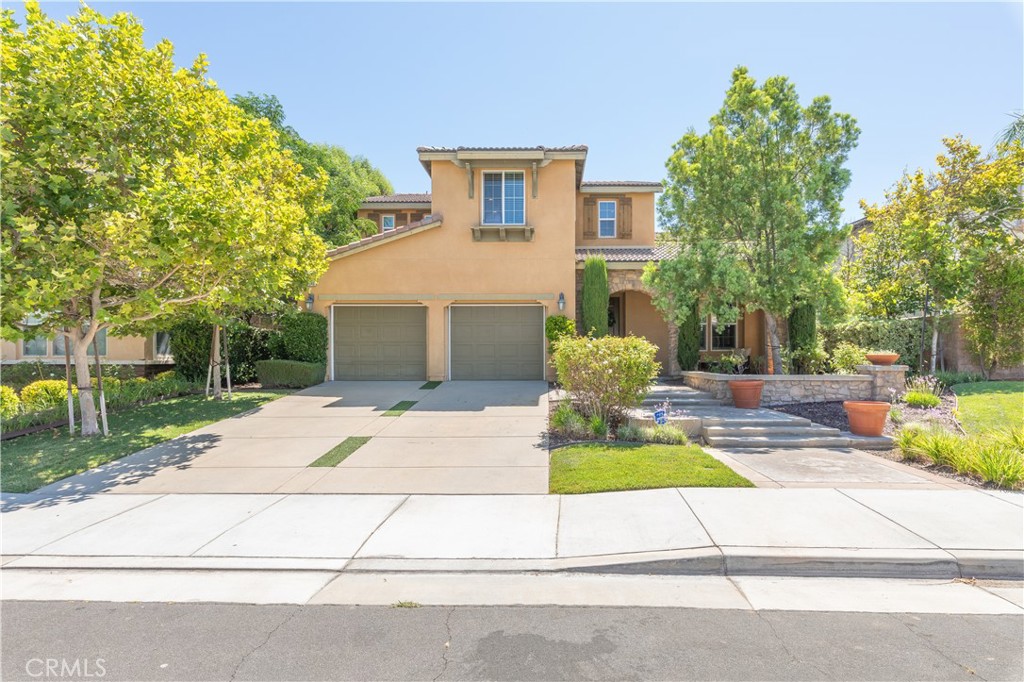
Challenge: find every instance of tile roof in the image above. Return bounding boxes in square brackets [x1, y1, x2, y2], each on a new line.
[575, 244, 679, 263]
[581, 181, 663, 188]
[327, 214, 443, 259]
[362, 193, 432, 204]
[416, 145, 588, 153]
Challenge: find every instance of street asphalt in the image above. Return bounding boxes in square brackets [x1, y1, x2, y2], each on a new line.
[2, 601, 1022, 681]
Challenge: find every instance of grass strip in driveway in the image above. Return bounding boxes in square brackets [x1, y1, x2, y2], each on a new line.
[310, 437, 371, 467]
[1, 390, 291, 493]
[384, 400, 417, 416]
[420, 381, 442, 390]
[550, 442, 754, 494]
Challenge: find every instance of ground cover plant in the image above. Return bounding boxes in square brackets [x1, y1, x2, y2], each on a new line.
[310, 437, 370, 467]
[1, 390, 289, 493]
[549, 442, 753, 494]
[383, 401, 417, 417]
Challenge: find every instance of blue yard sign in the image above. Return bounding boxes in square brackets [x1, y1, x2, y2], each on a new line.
[653, 409, 667, 425]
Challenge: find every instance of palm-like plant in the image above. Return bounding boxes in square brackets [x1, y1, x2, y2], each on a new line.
[999, 111, 1024, 145]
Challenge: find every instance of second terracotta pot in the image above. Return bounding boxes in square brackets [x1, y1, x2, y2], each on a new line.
[843, 400, 891, 436]
[729, 379, 765, 409]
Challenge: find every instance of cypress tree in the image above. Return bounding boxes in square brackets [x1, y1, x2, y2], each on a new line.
[582, 256, 609, 337]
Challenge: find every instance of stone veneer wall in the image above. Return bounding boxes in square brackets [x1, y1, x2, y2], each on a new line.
[682, 364, 907, 406]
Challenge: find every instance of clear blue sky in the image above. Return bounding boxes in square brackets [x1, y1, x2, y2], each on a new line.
[31, 2, 1024, 220]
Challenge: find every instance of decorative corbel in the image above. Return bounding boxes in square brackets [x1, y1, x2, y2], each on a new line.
[466, 162, 473, 199]
[531, 162, 538, 199]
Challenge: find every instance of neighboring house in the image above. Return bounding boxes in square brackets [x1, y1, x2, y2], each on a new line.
[1, 330, 173, 374]
[311, 145, 766, 381]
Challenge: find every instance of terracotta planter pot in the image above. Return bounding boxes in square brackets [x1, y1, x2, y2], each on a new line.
[729, 379, 765, 409]
[865, 352, 900, 366]
[843, 400, 891, 437]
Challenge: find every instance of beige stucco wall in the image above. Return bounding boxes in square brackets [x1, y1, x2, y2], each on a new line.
[622, 290, 671, 375]
[1, 333, 158, 364]
[574, 192, 657, 247]
[312, 159, 580, 380]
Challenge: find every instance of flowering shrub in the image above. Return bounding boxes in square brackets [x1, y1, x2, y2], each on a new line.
[20, 379, 74, 411]
[552, 335, 659, 422]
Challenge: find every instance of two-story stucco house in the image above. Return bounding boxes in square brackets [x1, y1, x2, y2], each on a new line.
[311, 145, 766, 381]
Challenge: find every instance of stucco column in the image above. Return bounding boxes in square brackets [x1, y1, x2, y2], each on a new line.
[426, 300, 449, 381]
[855, 364, 908, 402]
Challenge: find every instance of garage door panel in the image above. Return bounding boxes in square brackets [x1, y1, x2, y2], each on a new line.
[333, 306, 427, 381]
[450, 306, 543, 381]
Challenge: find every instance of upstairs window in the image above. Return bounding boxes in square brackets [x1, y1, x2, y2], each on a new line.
[482, 171, 525, 225]
[598, 200, 617, 238]
[381, 215, 396, 231]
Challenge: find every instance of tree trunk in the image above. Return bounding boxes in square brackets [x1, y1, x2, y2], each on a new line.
[930, 316, 939, 374]
[764, 312, 784, 375]
[211, 324, 223, 401]
[72, 335, 99, 437]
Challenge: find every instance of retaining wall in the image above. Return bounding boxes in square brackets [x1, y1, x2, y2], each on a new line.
[681, 365, 907, 406]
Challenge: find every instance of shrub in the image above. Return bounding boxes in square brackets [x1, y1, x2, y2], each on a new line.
[1, 385, 21, 419]
[169, 318, 213, 382]
[545, 314, 576, 350]
[226, 324, 273, 384]
[553, 335, 659, 423]
[275, 312, 328, 364]
[255, 359, 325, 388]
[154, 370, 176, 381]
[904, 391, 941, 409]
[616, 423, 689, 445]
[933, 370, 986, 387]
[20, 379, 74, 411]
[830, 341, 867, 374]
[676, 302, 701, 371]
[707, 353, 746, 374]
[788, 303, 817, 373]
[822, 318, 920, 372]
[589, 414, 609, 439]
[1, 361, 65, 391]
[582, 256, 609, 337]
[906, 374, 943, 395]
[550, 402, 592, 440]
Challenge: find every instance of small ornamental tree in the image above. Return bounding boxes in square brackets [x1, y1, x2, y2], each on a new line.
[847, 137, 1024, 371]
[1, 5, 327, 435]
[960, 246, 1024, 377]
[644, 67, 859, 374]
[582, 256, 610, 337]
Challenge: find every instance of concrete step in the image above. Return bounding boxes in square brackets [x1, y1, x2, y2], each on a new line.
[641, 398, 723, 407]
[703, 424, 842, 437]
[699, 416, 813, 427]
[704, 435, 859, 448]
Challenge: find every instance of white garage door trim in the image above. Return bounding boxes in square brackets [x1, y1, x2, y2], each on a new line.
[446, 304, 546, 381]
[329, 304, 427, 381]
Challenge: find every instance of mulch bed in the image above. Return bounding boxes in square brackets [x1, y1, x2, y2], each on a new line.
[773, 395, 992, 488]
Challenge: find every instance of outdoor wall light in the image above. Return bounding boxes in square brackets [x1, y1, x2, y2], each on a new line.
[557, 292, 566, 311]
[305, 293, 315, 311]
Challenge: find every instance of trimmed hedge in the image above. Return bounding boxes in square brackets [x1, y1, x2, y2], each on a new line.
[255, 360, 325, 389]
[169, 319, 213, 382]
[274, 312, 328, 364]
[822, 318, 921, 372]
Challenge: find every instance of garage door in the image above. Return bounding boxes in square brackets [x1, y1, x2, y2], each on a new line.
[332, 306, 426, 380]
[449, 306, 544, 380]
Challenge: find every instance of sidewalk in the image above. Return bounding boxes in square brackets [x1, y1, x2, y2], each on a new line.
[3, 487, 1021, 580]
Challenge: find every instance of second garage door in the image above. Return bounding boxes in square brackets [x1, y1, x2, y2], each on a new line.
[332, 306, 427, 380]
[449, 305, 544, 380]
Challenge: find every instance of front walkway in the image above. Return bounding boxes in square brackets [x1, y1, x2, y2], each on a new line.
[25, 381, 550, 497]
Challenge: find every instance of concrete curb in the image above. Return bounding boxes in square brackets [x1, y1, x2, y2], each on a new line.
[4, 547, 1021, 580]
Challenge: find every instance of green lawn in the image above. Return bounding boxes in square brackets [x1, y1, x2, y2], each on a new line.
[1, 390, 290, 493]
[952, 381, 1024, 436]
[549, 442, 754, 494]
[384, 400, 417, 416]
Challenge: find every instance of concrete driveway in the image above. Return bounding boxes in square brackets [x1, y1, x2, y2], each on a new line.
[35, 381, 550, 497]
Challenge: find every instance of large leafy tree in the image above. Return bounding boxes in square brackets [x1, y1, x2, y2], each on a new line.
[1, 4, 328, 434]
[847, 137, 1024, 371]
[232, 93, 392, 247]
[644, 67, 860, 373]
